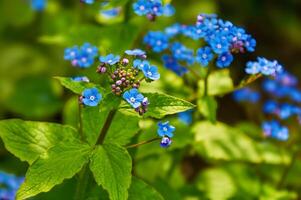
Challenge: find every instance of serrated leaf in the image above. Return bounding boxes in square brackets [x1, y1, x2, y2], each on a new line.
[128, 177, 164, 200]
[192, 121, 290, 164]
[54, 77, 104, 95]
[121, 93, 195, 119]
[198, 69, 234, 96]
[197, 96, 217, 123]
[89, 143, 132, 200]
[17, 141, 92, 200]
[0, 119, 79, 164]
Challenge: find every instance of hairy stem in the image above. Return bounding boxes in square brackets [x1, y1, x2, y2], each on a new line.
[126, 137, 161, 149]
[97, 109, 117, 145]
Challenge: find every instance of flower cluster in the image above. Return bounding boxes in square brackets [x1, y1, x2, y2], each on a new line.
[31, 0, 47, 11]
[0, 171, 24, 200]
[157, 121, 175, 148]
[143, 14, 258, 76]
[64, 43, 98, 68]
[95, 49, 159, 115]
[133, 0, 175, 21]
[245, 57, 283, 76]
[234, 70, 301, 141]
[232, 88, 260, 103]
[262, 120, 289, 141]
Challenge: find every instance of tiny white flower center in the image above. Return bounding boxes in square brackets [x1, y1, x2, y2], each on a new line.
[147, 71, 153, 76]
[163, 127, 168, 132]
[202, 54, 207, 59]
[108, 59, 112, 63]
[221, 56, 226, 61]
[140, 5, 145, 10]
[156, 41, 162, 45]
[90, 96, 95, 101]
[130, 97, 136, 103]
[217, 44, 222, 49]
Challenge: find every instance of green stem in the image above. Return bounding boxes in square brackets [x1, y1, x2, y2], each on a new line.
[204, 67, 211, 97]
[78, 102, 84, 141]
[74, 164, 90, 200]
[126, 137, 161, 149]
[124, 0, 133, 23]
[97, 109, 117, 145]
[277, 149, 299, 189]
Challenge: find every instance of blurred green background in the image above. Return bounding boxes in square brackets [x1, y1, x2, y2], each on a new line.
[1, 0, 301, 199]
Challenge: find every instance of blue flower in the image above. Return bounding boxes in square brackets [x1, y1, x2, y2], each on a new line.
[82, 88, 102, 107]
[0, 171, 24, 200]
[210, 38, 230, 54]
[99, 54, 120, 65]
[81, 43, 98, 58]
[263, 100, 278, 114]
[125, 49, 146, 56]
[162, 55, 188, 76]
[171, 42, 195, 65]
[196, 46, 214, 67]
[133, 59, 150, 69]
[143, 31, 169, 53]
[64, 46, 79, 61]
[262, 120, 289, 141]
[165, 23, 182, 38]
[160, 136, 172, 148]
[157, 121, 175, 138]
[123, 88, 144, 108]
[133, 0, 151, 16]
[245, 61, 261, 75]
[244, 36, 256, 52]
[178, 110, 193, 125]
[81, 0, 94, 4]
[31, 0, 47, 11]
[142, 64, 160, 80]
[71, 76, 90, 82]
[163, 4, 175, 16]
[216, 52, 233, 68]
[233, 88, 260, 103]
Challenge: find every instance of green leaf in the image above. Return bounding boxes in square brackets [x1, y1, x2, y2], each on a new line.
[17, 141, 92, 199]
[54, 77, 104, 95]
[192, 121, 290, 164]
[128, 177, 164, 200]
[89, 143, 132, 200]
[198, 69, 234, 96]
[0, 119, 79, 164]
[197, 96, 217, 123]
[121, 93, 195, 119]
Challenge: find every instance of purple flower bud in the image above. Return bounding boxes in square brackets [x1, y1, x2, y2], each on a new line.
[147, 13, 156, 21]
[142, 97, 149, 106]
[116, 80, 122, 85]
[160, 136, 172, 148]
[72, 60, 78, 66]
[78, 95, 83, 103]
[121, 77, 126, 82]
[122, 58, 129, 65]
[111, 84, 116, 89]
[115, 87, 121, 92]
